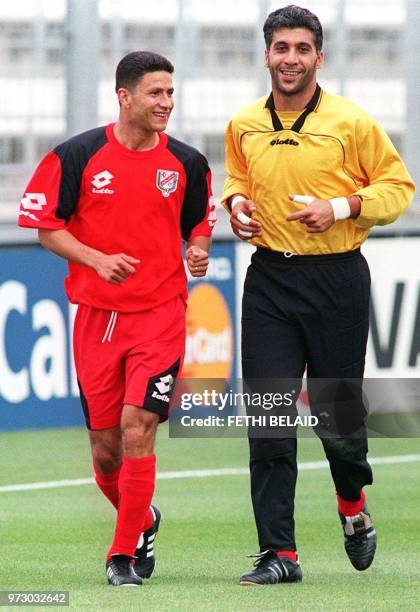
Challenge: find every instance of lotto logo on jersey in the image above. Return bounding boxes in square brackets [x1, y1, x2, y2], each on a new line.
[19, 193, 47, 221]
[156, 169, 179, 198]
[208, 196, 217, 228]
[91, 170, 115, 194]
[20, 192, 47, 211]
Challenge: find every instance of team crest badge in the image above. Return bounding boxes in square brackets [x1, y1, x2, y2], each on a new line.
[156, 169, 179, 198]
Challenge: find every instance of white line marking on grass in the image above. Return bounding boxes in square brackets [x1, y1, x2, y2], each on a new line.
[1, 454, 420, 493]
[0, 477, 95, 492]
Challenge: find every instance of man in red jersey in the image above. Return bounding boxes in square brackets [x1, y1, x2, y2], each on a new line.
[18, 51, 215, 586]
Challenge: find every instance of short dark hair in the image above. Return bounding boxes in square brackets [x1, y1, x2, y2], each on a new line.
[115, 51, 174, 92]
[263, 5, 323, 52]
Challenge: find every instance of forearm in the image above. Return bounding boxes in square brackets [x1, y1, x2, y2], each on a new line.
[38, 228, 139, 285]
[353, 181, 414, 228]
[187, 235, 211, 253]
[38, 228, 103, 270]
[221, 122, 250, 212]
[348, 195, 362, 219]
[353, 122, 415, 227]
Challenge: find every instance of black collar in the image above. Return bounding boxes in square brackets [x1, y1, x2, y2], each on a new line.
[264, 84, 322, 133]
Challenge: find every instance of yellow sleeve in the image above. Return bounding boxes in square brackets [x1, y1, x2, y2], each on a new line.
[220, 120, 250, 213]
[353, 119, 415, 228]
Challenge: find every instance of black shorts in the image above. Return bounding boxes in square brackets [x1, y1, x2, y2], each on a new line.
[242, 247, 371, 380]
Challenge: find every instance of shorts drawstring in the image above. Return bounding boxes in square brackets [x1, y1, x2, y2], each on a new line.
[102, 311, 118, 343]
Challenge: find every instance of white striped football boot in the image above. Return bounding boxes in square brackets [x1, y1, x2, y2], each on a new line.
[133, 505, 162, 579]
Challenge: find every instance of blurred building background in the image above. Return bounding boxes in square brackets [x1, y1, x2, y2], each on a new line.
[1, 0, 419, 241]
[1, 1, 419, 426]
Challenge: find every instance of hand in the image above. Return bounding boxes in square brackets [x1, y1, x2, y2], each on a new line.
[287, 194, 335, 233]
[186, 246, 209, 277]
[93, 253, 140, 285]
[230, 199, 262, 241]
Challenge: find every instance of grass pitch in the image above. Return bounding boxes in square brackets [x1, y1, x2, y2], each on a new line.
[1, 429, 419, 611]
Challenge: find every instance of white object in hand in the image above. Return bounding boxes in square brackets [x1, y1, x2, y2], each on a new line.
[231, 194, 247, 208]
[237, 211, 253, 238]
[237, 211, 252, 225]
[292, 194, 315, 205]
[231, 195, 253, 238]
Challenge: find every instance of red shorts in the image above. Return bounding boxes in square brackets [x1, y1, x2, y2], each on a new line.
[73, 295, 186, 430]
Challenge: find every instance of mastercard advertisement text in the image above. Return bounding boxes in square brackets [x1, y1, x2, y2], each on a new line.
[184, 242, 236, 382]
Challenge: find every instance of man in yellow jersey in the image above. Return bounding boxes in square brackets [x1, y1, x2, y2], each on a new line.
[222, 5, 415, 586]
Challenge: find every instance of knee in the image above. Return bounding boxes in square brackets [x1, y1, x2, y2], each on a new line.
[322, 437, 368, 463]
[249, 437, 297, 461]
[93, 450, 121, 473]
[122, 422, 146, 448]
[91, 439, 122, 473]
[122, 424, 153, 456]
[121, 409, 159, 456]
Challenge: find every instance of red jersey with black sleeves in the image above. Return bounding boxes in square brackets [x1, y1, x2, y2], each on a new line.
[19, 124, 215, 312]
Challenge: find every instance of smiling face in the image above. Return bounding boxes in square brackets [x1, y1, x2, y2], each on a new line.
[118, 70, 174, 134]
[265, 28, 323, 100]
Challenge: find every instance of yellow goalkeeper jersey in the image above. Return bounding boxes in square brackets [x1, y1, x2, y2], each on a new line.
[222, 85, 415, 254]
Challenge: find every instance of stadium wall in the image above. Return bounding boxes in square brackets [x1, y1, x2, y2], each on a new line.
[0, 237, 419, 431]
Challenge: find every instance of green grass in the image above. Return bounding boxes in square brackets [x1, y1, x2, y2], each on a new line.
[1, 428, 419, 610]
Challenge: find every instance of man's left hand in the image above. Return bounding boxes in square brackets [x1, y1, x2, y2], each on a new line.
[186, 246, 209, 277]
[287, 195, 335, 233]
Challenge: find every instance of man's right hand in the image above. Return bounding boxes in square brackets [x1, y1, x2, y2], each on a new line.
[37, 229, 140, 285]
[230, 199, 262, 241]
[93, 253, 140, 285]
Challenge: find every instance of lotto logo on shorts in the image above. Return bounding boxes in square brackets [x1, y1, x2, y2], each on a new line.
[156, 169, 179, 198]
[145, 360, 180, 413]
[152, 374, 174, 402]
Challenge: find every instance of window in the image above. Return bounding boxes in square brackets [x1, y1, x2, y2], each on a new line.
[0, 21, 33, 43]
[199, 26, 255, 71]
[387, 133, 402, 153]
[46, 48, 64, 65]
[45, 22, 64, 40]
[35, 136, 62, 160]
[0, 137, 24, 164]
[123, 24, 175, 57]
[203, 133, 225, 165]
[350, 28, 401, 65]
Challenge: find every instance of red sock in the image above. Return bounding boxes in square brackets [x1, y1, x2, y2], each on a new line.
[337, 489, 366, 516]
[94, 464, 154, 531]
[93, 463, 121, 509]
[276, 550, 297, 561]
[107, 454, 156, 560]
